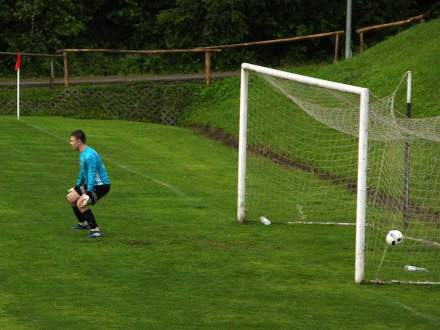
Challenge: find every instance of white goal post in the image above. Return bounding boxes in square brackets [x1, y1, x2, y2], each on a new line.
[237, 63, 370, 284]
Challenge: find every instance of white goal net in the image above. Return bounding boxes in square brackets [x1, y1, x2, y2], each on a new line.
[238, 63, 440, 284]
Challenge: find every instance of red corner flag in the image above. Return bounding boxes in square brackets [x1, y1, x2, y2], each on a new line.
[15, 50, 21, 71]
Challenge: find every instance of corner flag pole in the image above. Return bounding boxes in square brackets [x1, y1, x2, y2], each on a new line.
[15, 50, 21, 120]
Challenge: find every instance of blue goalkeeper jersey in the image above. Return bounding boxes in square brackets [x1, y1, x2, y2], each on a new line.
[76, 146, 110, 192]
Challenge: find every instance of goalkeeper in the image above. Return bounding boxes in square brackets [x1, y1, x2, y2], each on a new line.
[66, 130, 111, 238]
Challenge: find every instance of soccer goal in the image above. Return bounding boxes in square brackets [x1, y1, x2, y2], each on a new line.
[237, 63, 440, 284]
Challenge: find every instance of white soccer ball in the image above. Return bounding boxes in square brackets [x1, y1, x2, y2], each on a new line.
[386, 230, 404, 246]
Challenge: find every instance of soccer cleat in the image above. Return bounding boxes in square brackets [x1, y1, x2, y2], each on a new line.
[87, 231, 103, 238]
[72, 223, 90, 230]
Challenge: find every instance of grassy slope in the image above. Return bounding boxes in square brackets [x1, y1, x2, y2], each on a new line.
[293, 19, 440, 116]
[183, 18, 440, 242]
[1, 116, 440, 329]
[186, 18, 440, 133]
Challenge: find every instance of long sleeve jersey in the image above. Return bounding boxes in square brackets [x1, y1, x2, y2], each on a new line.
[76, 146, 110, 192]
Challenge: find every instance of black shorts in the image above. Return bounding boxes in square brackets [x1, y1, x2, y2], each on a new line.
[74, 184, 111, 205]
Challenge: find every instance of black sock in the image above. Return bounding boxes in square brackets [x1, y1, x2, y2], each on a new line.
[72, 206, 85, 223]
[83, 210, 98, 229]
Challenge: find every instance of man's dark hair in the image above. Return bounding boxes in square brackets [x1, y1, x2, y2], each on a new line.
[71, 130, 86, 144]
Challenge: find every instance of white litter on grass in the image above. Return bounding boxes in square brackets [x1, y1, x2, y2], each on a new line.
[260, 216, 271, 225]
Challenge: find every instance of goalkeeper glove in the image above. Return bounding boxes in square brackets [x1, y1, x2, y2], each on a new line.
[66, 187, 74, 198]
[80, 194, 92, 208]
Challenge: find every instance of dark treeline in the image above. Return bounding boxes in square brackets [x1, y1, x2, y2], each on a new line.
[0, 0, 437, 76]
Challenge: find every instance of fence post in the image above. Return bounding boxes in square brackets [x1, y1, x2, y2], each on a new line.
[334, 33, 340, 62]
[359, 32, 364, 53]
[205, 51, 212, 85]
[63, 51, 69, 87]
[49, 58, 55, 86]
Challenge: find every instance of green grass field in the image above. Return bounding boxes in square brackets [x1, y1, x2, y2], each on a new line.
[1, 115, 440, 329]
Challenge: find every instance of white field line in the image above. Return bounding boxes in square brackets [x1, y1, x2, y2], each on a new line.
[389, 299, 440, 325]
[20, 119, 233, 220]
[370, 279, 440, 285]
[21, 120, 192, 199]
[287, 221, 357, 226]
[369, 290, 440, 326]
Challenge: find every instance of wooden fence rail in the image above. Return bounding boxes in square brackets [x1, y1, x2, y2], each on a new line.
[58, 48, 221, 87]
[207, 30, 344, 64]
[59, 30, 343, 86]
[0, 51, 62, 58]
[0, 51, 63, 86]
[1, 30, 344, 87]
[356, 1, 440, 53]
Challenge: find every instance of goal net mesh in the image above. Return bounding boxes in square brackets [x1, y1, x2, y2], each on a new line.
[244, 70, 440, 283]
